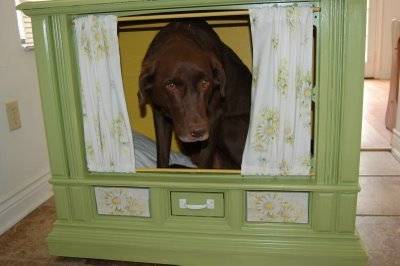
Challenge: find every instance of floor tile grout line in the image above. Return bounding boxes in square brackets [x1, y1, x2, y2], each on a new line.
[360, 174, 400, 177]
[359, 175, 400, 177]
[356, 214, 400, 217]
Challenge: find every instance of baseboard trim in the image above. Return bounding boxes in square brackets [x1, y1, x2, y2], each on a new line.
[0, 171, 53, 235]
[391, 129, 400, 162]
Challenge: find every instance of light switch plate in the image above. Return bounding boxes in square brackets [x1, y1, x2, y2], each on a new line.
[6, 100, 22, 131]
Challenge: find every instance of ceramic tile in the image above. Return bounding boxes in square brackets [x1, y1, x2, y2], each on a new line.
[357, 176, 400, 215]
[361, 80, 392, 149]
[356, 216, 400, 266]
[361, 121, 391, 150]
[359, 152, 400, 176]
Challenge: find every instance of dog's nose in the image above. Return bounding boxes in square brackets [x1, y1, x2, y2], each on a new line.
[190, 128, 207, 138]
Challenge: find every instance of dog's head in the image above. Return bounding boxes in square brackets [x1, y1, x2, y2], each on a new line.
[139, 39, 226, 143]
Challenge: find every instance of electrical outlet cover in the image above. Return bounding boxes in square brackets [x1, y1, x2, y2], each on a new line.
[6, 100, 22, 131]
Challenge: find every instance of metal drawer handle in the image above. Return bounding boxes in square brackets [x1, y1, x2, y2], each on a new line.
[179, 199, 215, 210]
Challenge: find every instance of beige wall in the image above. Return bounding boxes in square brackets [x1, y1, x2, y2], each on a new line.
[372, 0, 400, 79]
[0, 0, 51, 233]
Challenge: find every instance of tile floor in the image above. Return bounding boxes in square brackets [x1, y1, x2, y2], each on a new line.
[356, 152, 400, 266]
[359, 151, 400, 176]
[357, 79, 400, 266]
[357, 216, 400, 266]
[361, 80, 391, 150]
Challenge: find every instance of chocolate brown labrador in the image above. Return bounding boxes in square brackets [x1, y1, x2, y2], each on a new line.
[138, 20, 251, 169]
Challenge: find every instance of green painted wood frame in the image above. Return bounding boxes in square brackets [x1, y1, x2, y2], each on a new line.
[19, 0, 367, 265]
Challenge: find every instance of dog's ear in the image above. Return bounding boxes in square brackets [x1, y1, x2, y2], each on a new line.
[138, 59, 156, 108]
[210, 54, 226, 97]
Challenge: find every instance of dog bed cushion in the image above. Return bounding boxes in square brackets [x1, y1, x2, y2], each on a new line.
[133, 131, 197, 168]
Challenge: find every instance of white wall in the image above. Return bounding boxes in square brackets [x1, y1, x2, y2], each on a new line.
[371, 0, 400, 79]
[0, 0, 51, 234]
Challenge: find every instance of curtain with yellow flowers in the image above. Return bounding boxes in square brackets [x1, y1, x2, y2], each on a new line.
[241, 5, 313, 176]
[74, 15, 135, 173]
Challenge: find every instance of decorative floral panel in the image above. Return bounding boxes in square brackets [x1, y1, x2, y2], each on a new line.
[94, 187, 150, 217]
[246, 191, 309, 223]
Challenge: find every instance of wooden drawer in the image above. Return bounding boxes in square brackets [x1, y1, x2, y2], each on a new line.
[170, 192, 224, 217]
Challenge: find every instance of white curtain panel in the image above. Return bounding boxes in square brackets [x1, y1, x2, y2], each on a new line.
[74, 15, 136, 173]
[241, 5, 313, 176]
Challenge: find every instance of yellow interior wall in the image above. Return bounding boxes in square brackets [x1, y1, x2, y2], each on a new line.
[118, 19, 252, 152]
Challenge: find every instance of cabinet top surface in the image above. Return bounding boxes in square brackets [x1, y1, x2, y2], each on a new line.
[18, 0, 317, 15]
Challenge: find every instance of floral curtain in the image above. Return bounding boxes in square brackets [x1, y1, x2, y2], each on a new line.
[74, 15, 136, 172]
[241, 5, 313, 176]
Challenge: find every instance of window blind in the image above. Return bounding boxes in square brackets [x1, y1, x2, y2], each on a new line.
[16, 1, 34, 49]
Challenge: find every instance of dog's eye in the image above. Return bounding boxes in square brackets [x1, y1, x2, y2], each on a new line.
[200, 80, 210, 89]
[165, 82, 176, 91]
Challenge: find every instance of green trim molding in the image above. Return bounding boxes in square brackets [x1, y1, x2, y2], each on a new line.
[20, 0, 367, 265]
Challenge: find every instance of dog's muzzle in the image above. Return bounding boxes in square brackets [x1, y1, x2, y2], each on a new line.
[178, 128, 209, 143]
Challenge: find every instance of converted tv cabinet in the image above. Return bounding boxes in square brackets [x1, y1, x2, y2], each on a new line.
[19, 0, 367, 265]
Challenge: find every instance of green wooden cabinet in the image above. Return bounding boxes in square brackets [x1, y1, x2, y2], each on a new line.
[19, 0, 367, 265]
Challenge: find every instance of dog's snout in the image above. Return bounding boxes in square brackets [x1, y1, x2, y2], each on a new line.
[177, 124, 209, 143]
[190, 127, 207, 138]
